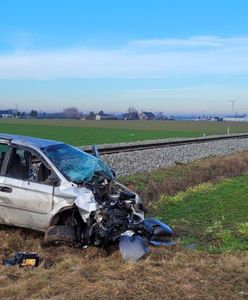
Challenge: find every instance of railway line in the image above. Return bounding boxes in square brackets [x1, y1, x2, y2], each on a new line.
[84, 133, 248, 155]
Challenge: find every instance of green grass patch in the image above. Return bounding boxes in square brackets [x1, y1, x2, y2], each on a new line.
[155, 175, 248, 253]
[0, 122, 200, 146]
[1, 119, 248, 145]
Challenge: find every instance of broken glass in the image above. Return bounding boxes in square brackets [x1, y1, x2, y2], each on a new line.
[43, 144, 114, 183]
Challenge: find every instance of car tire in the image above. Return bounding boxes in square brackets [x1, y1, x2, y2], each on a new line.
[43, 225, 77, 247]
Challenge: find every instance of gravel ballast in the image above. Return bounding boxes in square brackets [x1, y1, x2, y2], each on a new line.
[100, 138, 248, 177]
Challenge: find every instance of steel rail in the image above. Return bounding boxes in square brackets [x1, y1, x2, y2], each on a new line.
[84, 133, 248, 155]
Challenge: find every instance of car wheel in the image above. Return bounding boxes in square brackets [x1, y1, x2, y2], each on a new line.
[43, 225, 77, 247]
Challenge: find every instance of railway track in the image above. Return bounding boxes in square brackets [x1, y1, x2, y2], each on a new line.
[84, 133, 248, 155]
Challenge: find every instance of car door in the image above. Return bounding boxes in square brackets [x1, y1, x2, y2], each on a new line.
[0, 142, 12, 225]
[0, 146, 56, 231]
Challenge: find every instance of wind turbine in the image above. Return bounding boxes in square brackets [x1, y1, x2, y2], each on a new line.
[228, 97, 239, 115]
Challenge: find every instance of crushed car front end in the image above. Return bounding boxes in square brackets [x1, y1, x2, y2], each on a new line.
[42, 143, 147, 246]
[42, 143, 173, 260]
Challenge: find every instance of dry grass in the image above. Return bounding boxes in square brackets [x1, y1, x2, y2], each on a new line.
[0, 226, 248, 300]
[122, 150, 248, 207]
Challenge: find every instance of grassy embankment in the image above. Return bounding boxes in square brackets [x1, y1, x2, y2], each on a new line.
[1, 119, 248, 145]
[1, 151, 248, 298]
[156, 176, 248, 253]
[122, 151, 248, 254]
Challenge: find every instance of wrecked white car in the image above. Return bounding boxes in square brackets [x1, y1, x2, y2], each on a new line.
[0, 134, 173, 261]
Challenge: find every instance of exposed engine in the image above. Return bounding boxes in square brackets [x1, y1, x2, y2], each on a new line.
[79, 175, 146, 246]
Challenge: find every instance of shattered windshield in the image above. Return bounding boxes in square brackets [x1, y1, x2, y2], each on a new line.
[43, 144, 114, 183]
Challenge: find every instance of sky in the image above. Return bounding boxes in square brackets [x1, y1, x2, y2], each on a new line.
[0, 0, 248, 114]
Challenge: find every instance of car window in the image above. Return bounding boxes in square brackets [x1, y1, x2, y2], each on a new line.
[16, 149, 28, 168]
[0, 144, 9, 173]
[6, 147, 54, 184]
[44, 144, 114, 183]
[6, 148, 29, 179]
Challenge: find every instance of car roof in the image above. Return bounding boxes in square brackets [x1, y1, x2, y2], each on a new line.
[0, 133, 63, 149]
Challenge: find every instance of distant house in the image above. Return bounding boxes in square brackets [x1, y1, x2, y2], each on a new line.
[95, 113, 116, 120]
[139, 112, 155, 120]
[210, 117, 223, 122]
[195, 115, 223, 122]
[0, 110, 14, 118]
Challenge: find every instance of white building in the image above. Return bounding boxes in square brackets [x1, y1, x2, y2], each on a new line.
[223, 116, 248, 122]
[1, 114, 13, 119]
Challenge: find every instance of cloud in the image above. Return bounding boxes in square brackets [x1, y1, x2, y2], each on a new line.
[0, 36, 248, 79]
[132, 36, 248, 49]
[133, 36, 223, 48]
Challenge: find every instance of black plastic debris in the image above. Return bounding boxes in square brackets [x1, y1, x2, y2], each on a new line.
[3, 258, 16, 267]
[3, 252, 40, 268]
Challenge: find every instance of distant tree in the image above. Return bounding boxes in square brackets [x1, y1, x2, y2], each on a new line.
[127, 106, 137, 115]
[63, 107, 80, 119]
[98, 110, 104, 116]
[29, 110, 38, 118]
[86, 111, 96, 120]
[127, 106, 139, 120]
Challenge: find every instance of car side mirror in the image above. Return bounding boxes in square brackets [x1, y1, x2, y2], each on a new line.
[47, 174, 60, 186]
